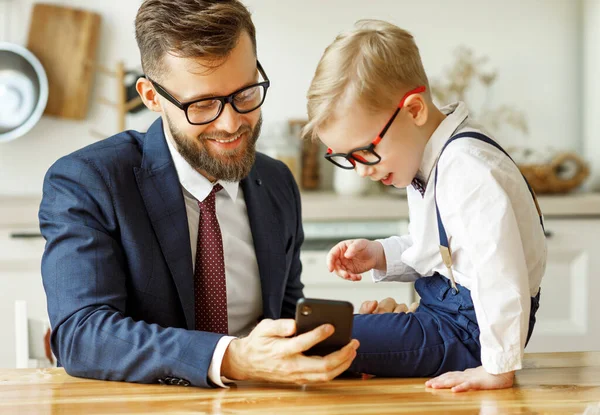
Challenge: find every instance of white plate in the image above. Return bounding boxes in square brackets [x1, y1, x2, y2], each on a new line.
[0, 70, 35, 129]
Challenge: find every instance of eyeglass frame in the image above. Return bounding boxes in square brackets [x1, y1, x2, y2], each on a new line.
[146, 60, 270, 126]
[324, 85, 427, 170]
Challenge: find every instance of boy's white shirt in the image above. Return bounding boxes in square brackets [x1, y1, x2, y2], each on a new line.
[372, 101, 547, 375]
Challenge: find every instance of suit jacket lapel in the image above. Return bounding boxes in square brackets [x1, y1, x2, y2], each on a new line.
[134, 118, 195, 330]
[241, 166, 287, 319]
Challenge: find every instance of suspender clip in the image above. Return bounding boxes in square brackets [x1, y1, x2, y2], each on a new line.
[439, 244, 459, 293]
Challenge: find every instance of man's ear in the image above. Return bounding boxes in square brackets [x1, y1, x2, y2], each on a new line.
[136, 77, 162, 113]
[403, 94, 428, 127]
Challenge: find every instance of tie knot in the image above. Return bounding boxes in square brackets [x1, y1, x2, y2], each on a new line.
[212, 183, 223, 194]
[198, 184, 223, 211]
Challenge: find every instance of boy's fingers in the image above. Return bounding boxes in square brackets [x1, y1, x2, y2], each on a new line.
[344, 240, 363, 258]
[349, 272, 363, 281]
[359, 300, 378, 314]
[375, 297, 398, 313]
[332, 259, 345, 277]
[336, 266, 361, 281]
[327, 242, 348, 269]
[326, 246, 342, 272]
[393, 303, 409, 314]
[335, 268, 349, 279]
[451, 381, 474, 393]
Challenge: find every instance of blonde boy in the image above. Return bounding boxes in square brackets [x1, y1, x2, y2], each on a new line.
[304, 20, 546, 392]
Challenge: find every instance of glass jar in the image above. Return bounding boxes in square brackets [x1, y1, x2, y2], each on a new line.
[258, 121, 301, 183]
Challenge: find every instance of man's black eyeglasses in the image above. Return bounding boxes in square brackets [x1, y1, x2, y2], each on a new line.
[147, 61, 270, 125]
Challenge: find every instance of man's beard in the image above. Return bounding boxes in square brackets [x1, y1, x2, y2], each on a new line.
[166, 113, 261, 182]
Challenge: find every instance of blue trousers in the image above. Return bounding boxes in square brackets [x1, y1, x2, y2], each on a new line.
[349, 273, 540, 377]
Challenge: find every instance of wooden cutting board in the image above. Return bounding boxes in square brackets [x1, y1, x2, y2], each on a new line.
[26, 3, 101, 120]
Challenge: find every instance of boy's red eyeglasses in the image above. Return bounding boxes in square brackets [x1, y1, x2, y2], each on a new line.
[325, 85, 427, 169]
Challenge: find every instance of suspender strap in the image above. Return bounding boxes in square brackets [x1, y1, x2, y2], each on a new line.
[433, 131, 545, 292]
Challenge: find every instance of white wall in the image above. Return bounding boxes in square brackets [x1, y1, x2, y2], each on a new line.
[0, 0, 156, 197]
[0, 0, 584, 196]
[583, 0, 600, 191]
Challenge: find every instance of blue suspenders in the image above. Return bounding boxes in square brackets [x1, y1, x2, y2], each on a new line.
[433, 131, 545, 292]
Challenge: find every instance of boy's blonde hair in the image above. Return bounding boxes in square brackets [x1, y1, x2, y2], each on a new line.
[303, 20, 430, 140]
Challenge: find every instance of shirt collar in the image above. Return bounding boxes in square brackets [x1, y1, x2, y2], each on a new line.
[417, 101, 469, 186]
[164, 124, 239, 203]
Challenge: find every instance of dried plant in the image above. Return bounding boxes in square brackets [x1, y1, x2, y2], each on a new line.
[431, 46, 528, 136]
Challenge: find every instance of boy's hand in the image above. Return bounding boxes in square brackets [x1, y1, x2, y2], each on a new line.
[425, 366, 515, 392]
[359, 298, 419, 314]
[326, 239, 386, 281]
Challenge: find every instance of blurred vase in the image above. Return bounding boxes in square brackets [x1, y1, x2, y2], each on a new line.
[333, 168, 370, 196]
[259, 121, 301, 183]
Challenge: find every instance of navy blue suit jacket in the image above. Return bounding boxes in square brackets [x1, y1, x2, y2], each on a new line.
[39, 118, 304, 387]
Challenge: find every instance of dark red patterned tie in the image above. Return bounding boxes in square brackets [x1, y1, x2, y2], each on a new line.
[194, 184, 228, 334]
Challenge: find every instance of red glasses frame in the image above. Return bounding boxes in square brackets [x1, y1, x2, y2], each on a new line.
[325, 85, 427, 169]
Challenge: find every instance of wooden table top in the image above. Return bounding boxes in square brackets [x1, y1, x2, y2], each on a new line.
[1, 352, 599, 414]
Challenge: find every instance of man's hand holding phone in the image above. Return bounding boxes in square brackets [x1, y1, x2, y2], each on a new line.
[222, 318, 359, 385]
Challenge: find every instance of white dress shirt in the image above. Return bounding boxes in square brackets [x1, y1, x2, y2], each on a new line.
[165, 130, 262, 387]
[373, 102, 547, 374]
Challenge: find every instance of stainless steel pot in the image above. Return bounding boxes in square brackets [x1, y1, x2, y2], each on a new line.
[0, 42, 48, 143]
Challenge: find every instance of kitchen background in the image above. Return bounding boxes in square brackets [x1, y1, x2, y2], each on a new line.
[0, 0, 599, 368]
[0, 0, 599, 194]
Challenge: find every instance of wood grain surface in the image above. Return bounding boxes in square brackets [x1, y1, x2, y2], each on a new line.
[1, 352, 599, 414]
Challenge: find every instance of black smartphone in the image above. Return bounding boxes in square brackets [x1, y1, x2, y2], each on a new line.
[295, 298, 354, 356]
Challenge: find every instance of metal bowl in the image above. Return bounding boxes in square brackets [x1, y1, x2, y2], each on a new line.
[0, 42, 48, 143]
